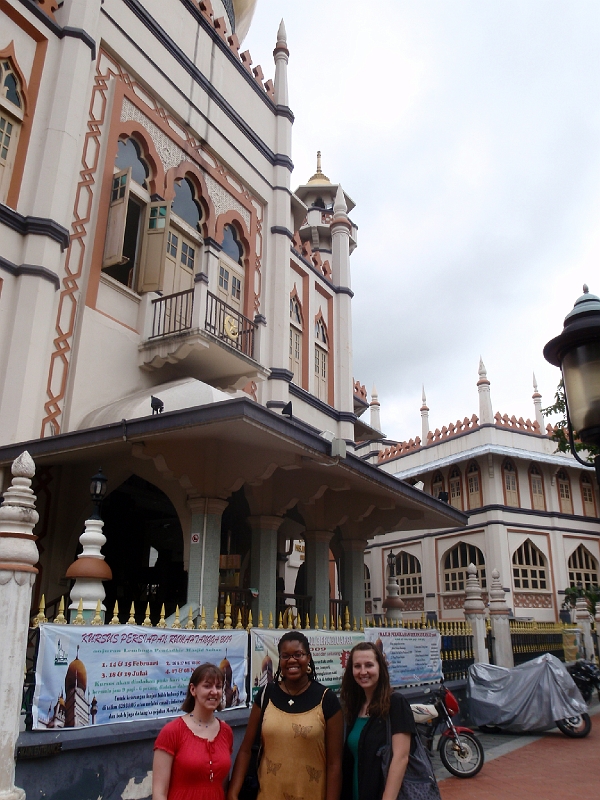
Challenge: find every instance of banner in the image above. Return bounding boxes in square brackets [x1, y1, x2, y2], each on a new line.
[364, 628, 442, 687]
[32, 625, 248, 729]
[250, 628, 363, 698]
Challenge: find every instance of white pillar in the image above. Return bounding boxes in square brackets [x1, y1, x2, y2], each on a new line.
[575, 595, 595, 661]
[477, 358, 493, 425]
[420, 387, 430, 444]
[488, 568, 514, 668]
[66, 517, 112, 622]
[331, 186, 354, 433]
[0, 452, 40, 800]
[532, 373, 544, 430]
[370, 385, 381, 432]
[463, 563, 489, 664]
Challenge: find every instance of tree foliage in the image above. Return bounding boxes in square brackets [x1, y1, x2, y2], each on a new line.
[563, 585, 600, 617]
[542, 380, 598, 461]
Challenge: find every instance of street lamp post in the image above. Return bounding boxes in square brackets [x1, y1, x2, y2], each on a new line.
[543, 285, 600, 483]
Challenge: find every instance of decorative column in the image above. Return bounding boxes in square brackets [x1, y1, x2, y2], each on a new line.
[463, 563, 489, 664]
[186, 498, 228, 623]
[370, 385, 382, 432]
[339, 538, 367, 623]
[532, 373, 544, 430]
[420, 387, 430, 444]
[477, 358, 493, 425]
[488, 568, 514, 668]
[304, 530, 334, 623]
[66, 517, 112, 623]
[0, 452, 39, 800]
[575, 593, 595, 661]
[383, 553, 404, 624]
[249, 516, 281, 622]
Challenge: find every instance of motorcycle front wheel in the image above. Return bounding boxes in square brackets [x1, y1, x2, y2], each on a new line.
[439, 733, 484, 778]
[555, 714, 591, 738]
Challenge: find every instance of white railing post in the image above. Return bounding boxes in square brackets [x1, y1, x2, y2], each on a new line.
[463, 563, 489, 664]
[488, 568, 514, 668]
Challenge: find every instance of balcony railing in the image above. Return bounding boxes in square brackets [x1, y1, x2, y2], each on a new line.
[205, 291, 255, 358]
[150, 288, 194, 338]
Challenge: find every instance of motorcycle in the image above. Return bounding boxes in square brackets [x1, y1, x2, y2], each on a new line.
[410, 683, 484, 778]
[566, 660, 600, 705]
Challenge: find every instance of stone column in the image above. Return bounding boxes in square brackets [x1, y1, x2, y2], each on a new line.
[383, 566, 404, 625]
[66, 516, 112, 623]
[575, 594, 595, 661]
[249, 516, 281, 622]
[304, 530, 333, 623]
[0, 452, 40, 800]
[488, 568, 514, 668]
[463, 563, 489, 664]
[339, 538, 367, 623]
[186, 498, 228, 622]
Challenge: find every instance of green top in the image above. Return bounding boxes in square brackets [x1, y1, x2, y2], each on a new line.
[347, 717, 369, 800]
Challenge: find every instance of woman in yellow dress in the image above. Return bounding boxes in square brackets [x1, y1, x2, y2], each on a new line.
[228, 631, 343, 800]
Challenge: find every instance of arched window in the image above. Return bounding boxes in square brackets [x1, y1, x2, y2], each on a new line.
[172, 178, 202, 229]
[289, 294, 303, 384]
[512, 540, 547, 591]
[364, 564, 371, 600]
[221, 224, 244, 265]
[529, 465, 546, 511]
[449, 467, 463, 510]
[557, 469, 573, 514]
[114, 138, 149, 187]
[395, 552, 422, 596]
[431, 472, 444, 499]
[467, 461, 482, 509]
[314, 317, 328, 402]
[502, 460, 519, 507]
[443, 543, 486, 592]
[0, 59, 24, 204]
[568, 545, 599, 590]
[581, 474, 597, 517]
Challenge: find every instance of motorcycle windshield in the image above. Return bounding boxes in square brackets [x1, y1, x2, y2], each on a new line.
[467, 654, 587, 732]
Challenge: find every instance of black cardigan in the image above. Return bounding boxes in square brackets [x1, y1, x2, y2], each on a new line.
[341, 693, 416, 800]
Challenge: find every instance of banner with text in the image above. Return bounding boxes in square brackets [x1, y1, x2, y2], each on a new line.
[250, 628, 363, 698]
[32, 625, 248, 729]
[364, 628, 442, 687]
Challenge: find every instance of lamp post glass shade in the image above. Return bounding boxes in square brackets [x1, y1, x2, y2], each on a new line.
[387, 551, 396, 577]
[90, 468, 108, 503]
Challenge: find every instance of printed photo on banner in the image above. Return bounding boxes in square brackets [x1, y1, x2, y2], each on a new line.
[32, 625, 248, 729]
[250, 628, 363, 698]
[364, 627, 442, 686]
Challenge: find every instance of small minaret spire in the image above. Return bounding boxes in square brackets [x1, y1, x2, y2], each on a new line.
[477, 357, 493, 424]
[532, 372, 543, 429]
[333, 183, 347, 217]
[370, 384, 381, 432]
[273, 18, 289, 107]
[420, 386, 430, 443]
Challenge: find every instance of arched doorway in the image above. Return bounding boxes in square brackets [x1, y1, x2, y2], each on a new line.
[99, 475, 186, 622]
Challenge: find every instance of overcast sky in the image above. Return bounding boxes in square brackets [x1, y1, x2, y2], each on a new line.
[244, 2, 600, 442]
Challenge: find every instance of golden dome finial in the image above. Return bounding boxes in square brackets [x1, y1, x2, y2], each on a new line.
[307, 150, 331, 184]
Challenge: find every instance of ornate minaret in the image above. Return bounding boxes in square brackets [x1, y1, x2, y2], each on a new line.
[331, 184, 354, 425]
[370, 385, 381, 432]
[420, 387, 430, 443]
[532, 373, 544, 429]
[477, 358, 493, 424]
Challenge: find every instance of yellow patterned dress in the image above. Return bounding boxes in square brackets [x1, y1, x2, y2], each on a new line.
[257, 682, 337, 800]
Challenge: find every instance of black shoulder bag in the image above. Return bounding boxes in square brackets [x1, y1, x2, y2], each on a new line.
[239, 684, 270, 800]
[380, 714, 441, 800]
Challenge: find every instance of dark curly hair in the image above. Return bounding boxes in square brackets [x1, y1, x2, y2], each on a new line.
[181, 663, 224, 713]
[274, 631, 318, 682]
[340, 642, 392, 723]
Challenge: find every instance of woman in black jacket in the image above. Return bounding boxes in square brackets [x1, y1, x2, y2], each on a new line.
[340, 642, 416, 800]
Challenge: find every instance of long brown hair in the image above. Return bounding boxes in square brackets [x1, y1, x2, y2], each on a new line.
[181, 663, 224, 712]
[340, 642, 392, 722]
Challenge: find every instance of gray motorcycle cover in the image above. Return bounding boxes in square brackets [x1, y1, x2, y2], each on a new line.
[467, 653, 587, 732]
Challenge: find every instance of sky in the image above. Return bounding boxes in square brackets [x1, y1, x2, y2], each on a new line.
[244, 1, 600, 442]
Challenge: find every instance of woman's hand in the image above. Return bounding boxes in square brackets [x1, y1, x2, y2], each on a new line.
[227, 700, 263, 800]
[152, 749, 174, 800]
[381, 732, 411, 800]
[325, 708, 344, 800]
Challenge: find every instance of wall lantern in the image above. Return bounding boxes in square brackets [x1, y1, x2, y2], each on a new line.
[543, 285, 600, 482]
[89, 467, 108, 518]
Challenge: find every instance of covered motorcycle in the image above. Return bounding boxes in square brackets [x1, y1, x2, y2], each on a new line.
[467, 653, 590, 737]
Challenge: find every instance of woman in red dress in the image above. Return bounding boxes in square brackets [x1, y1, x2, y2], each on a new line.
[153, 663, 234, 800]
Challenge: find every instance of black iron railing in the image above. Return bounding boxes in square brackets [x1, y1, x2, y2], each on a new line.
[205, 292, 255, 358]
[276, 593, 312, 627]
[150, 288, 194, 338]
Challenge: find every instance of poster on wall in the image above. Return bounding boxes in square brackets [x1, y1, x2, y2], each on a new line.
[32, 625, 248, 729]
[364, 627, 442, 687]
[250, 628, 364, 699]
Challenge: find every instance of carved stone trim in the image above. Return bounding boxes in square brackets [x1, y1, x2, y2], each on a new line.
[513, 592, 553, 609]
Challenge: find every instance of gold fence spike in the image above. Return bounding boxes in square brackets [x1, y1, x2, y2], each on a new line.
[185, 606, 195, 630]
[337, 613, 342, 631]
[172, 605, 181, 629]
[72, 597, 85, 625]
[344, 607, 350, 631]
[268, 611, 274, 629]
[91, 599, 103, 626]
[224, 596, 233, 629]
[211, 608, 219, 629]
[359, 616, 364, 631]
[258, 610, 264, 629]
[32, 593, 47, 628]
[330, 615, 335, 630]
[314, 613, 320, 630]
[306, 613, 311, 630]
[277, 611, 284, 629]
[142, 603, 152, 627]
[287, 609, 293, 629]
[127, 602, 136, 625]
[247, 609, 253, 631]
[157, 603, 167, 629]
[109, 600, 120, 625]
[54, 596, 67, 625]
[236, 609, 244, 630]
[323, 614, 327, 630]
[353, 616, 357, 631]
[198, 606, 207, 630]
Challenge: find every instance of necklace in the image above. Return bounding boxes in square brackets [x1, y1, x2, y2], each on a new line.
[283, 678, 309, 706]
[189, 713, 216, 729]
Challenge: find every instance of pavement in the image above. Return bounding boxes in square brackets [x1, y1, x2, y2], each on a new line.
[433, 700, 600, 800]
